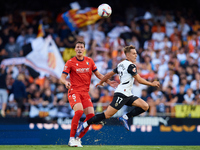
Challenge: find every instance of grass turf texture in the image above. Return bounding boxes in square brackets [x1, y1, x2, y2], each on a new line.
[0, 145, 199, 150]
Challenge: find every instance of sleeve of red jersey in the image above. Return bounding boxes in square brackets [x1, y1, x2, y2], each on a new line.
[91, 59, 97, 72]
[62, 61, 71, 75]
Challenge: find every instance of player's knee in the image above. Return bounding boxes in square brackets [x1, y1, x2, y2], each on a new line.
[75, 110, 84, 117]
[143, 103, 149, 111]
[104, 112, 113, 119]
[104, 108, 115, 119]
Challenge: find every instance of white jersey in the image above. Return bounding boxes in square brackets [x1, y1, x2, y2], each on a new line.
[113, 60, 137, 96]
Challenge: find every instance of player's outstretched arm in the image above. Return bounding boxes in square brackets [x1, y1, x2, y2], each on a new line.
[134, 74, 160, 88]
[60, 73, 71, 89]
[94, 71, 117, 87]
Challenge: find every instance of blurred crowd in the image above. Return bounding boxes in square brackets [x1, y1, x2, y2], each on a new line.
[0, 3, 200, 119]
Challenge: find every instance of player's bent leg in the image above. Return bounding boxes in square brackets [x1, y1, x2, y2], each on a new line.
[104, 105, 118, 119]
[78, 113, 95, 138]
[118, 98, 149, 131]
[105, 105, 130, 130]
[76, 112, 106, 137]
[76, 106, 118, 137]
[126, 98, 149, 118]
[132, 98, 149, 111]
[76, 113, 94, 147]
[76, 97, 95, 146]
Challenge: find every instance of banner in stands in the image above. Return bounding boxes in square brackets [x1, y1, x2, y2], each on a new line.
[175, 105, 200, 118]
[62, 7, 101, 32]
[1, 36, 65, 79]
[26, 35, 65, 78]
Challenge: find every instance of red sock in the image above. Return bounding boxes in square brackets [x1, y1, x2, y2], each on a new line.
[70, 110, 83, 137]
[78, 113, 95, 138]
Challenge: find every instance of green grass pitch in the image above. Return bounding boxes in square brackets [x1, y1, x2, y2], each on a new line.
[0, 145, 199, 150]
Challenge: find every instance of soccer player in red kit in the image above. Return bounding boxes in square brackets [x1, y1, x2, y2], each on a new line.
[60, 41, 117, 147]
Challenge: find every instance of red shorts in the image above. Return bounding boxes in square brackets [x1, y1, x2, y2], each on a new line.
[68, 92, 93, 109]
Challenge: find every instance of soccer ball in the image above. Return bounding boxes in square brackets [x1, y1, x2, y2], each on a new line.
[98, 4, 112, 18]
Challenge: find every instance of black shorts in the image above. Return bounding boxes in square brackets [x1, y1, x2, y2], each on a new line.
[110, 93, 139, 110]
[15, 97, 24, 108]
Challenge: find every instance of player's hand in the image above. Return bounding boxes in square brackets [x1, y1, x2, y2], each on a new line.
[152, 81, 160, 88]
[95, 82, 104, 87]
[109, 80, 119, 89]
[65, 81, 71, 89]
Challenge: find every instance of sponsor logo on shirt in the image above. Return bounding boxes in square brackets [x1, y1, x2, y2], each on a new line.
[76, 68, 90, 73]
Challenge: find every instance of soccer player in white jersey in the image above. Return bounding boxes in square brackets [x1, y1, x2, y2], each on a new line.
[76, 45, 160, 136]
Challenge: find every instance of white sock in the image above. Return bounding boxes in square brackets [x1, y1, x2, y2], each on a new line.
[70, 137, 75, 141]
[83, 122, 88, 128]
[122, 114, 128, 120]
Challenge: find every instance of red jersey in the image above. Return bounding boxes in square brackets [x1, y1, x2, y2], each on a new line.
[62, 56, 97, 92]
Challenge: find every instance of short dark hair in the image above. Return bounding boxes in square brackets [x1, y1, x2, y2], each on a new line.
[75, 41, 85, 47]
[123, 45, 136, 54]
[167, 86, 173, 90]
[142, 89, 147, 92]
[192, 64, 198, 68]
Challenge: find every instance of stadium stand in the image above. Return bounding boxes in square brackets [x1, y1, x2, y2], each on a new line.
[0, 0, 200, 120]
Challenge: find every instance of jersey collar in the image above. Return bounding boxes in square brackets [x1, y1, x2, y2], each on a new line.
[76, 56, 84, 61]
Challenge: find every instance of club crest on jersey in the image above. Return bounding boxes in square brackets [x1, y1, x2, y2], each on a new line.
[86, 62, 89, 65]
[76, 63, 78, 66]
[132, 68, 136, 72]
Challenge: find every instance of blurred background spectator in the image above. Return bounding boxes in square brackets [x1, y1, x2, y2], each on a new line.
[0, 0, 200, 119]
